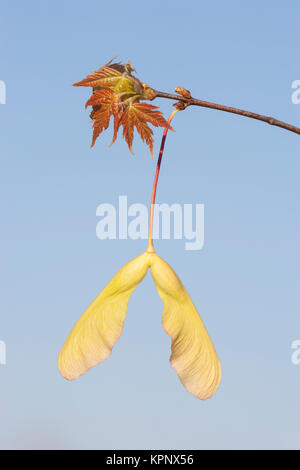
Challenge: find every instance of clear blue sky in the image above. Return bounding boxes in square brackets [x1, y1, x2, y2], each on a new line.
[0, 0, 299, 450]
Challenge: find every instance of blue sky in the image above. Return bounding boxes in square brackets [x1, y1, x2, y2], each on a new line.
[0, 0, 300, 449]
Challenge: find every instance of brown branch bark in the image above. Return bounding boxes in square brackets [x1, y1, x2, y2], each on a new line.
[154, 90, 300, 136]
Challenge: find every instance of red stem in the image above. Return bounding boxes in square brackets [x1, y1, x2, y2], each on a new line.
[147, 109, 179, 252]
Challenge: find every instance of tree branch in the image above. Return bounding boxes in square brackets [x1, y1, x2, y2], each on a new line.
[154, 90, 300, 136]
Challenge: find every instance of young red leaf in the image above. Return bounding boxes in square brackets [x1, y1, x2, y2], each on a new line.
[120, 103, 172, 157]
[73, 59, 124, 89]
[85, 89, 122, 147]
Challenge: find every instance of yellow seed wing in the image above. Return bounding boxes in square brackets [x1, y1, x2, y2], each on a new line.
[58, 253, 150, 380]
[150, 254, 221, 400]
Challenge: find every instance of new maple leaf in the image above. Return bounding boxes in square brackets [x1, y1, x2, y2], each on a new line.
[121, 102, 172, 157]
[73, 59, 126, 90]
[85, 89, 122, 147]
[73, 59, 171, 156]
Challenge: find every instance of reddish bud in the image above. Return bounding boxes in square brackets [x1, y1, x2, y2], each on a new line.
[174, 87, 191, 99]
[173, 101, 188, 110]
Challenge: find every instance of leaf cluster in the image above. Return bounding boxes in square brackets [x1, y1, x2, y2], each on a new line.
[74, 59, 171, 156]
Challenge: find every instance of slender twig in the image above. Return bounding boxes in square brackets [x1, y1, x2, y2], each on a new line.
[154, 90, 300, 136]
[147, 109, 179, 253]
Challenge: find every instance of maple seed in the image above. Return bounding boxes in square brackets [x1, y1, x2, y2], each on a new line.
[58, 109, 221, 400]
[73, 59, 171, 156]
[175, 86, 191, 99]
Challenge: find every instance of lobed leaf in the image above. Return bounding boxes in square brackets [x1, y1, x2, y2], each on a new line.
[121, 103, 172, 157]
[73, 59, 124, 88]
[85, 89, 122, 147]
